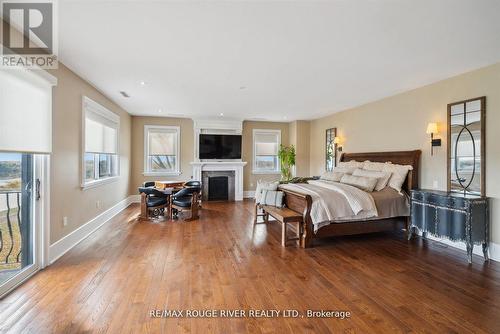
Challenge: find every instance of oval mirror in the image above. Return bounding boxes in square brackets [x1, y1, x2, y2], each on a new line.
[448, 97, 485, 196]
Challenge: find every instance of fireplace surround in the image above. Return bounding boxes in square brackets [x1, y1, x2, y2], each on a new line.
[191, 161, 246, 201]
[202, 171, 235, 201]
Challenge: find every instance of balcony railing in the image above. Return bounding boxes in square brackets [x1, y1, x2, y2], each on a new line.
[0, 190, 23, 273]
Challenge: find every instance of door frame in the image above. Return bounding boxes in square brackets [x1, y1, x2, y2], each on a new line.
[0, 155, 50, 298]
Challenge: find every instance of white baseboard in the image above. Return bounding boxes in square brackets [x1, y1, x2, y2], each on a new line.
[129, 194, 141, 203]
[243, 191, 255, 199]
[420, 232, 499, 262]
[49, 196, 136, 264]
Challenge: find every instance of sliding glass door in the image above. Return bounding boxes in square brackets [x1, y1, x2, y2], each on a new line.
[0, 152, 43, 297]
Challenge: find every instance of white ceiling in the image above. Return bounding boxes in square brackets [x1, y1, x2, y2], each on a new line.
[59, 0, 500, 121]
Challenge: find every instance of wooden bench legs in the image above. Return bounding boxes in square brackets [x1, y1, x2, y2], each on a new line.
[256, 204, 303, 248]
[281, 221, 301, 247]
[254, 204, 267, 224]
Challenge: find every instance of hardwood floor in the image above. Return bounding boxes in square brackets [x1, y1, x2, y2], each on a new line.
[1, 200, 499, 333]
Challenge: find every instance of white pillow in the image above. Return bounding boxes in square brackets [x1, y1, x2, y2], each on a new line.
[333, 166, 358, 174]
[352, 168, 392, 191]
[255, 180, 278, 203]
[260, 190, 284, 207]
[320, 171, 344, 182]
[338, 160, 365, 169]
[363, 160, 391, 172]
[340, 174, 378, 192]
[382, 164, 413, 192]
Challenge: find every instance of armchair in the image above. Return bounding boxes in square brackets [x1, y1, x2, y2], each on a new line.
[138, 186, 170, 220]
[184, 180, 202, 207]
[170, 186, 201, 221]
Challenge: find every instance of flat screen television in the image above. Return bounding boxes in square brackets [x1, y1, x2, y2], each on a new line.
[199, 134, 242, 159]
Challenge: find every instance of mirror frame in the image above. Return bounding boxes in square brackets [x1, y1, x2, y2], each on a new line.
[447, 96, 486, 196]
[325, 127, 337, 171]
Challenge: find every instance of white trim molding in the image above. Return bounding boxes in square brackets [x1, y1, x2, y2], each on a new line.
[49, 196, 135, 264]
[192, 119, 243, 161]
[129, 194, 141, 203]
[243, 191, 256, 199]
[424, 234, 500, 262]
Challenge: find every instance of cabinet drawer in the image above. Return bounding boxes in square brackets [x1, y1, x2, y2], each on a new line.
[412, 192, 466, 210]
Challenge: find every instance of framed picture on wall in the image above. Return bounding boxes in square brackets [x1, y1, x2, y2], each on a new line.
[325, 128, 337, 171]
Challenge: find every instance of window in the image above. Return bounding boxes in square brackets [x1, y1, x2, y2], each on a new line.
[82, 97, 120, 188]
[144, 125, 180, 175]
[253, 129, 281, 174]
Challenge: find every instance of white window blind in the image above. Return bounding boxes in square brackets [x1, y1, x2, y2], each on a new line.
[253, 129, 281, 173]
[255, 133, 279, 156]
[84, 100, 119, 154]
[82, 97, 120, 188]
[0, 69, 56, 153]
[144, 126, 180, 175]
[149, 130, 177, 156]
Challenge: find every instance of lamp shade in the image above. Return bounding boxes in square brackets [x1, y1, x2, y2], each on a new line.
[426, 123, 438, 134]
[333, 136, 341, 144]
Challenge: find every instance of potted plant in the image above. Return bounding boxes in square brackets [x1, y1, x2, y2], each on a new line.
[278, 145, 296, 182]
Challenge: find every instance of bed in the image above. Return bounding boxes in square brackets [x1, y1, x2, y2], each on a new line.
[279, 150, 421, 248]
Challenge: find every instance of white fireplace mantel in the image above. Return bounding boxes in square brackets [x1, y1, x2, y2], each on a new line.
[191, 161, 247, 201]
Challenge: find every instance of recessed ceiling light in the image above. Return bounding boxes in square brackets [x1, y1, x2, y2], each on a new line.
[140, 81, 146, 86]
[219, 113, 224, 116]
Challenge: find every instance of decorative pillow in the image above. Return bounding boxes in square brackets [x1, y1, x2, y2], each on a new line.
[333, 166, 358, 174]
[340, 174, 378, 192]
[260, 190, 284, 207]
[320, 171, 344, 182]
[363, 160, 391, 172]
[352, 168, 392, 191]
[382, 164, 413, 192]
[255, 180, 278, 203]
[338, 160, 365, 169]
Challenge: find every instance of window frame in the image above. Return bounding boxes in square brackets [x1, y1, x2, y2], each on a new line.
[81, 96, 120, 189]
[252, 129, 281, 175]
[143, 125, 181, 176]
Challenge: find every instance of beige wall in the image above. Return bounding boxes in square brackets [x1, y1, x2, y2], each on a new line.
[130, 116, 194, 193]
[309, 62, 500, 244]
[289, 120, 310, 177]
[48, 65, 131, 244]
[242, 121, 290, 191]
[129, 118, 290, 193]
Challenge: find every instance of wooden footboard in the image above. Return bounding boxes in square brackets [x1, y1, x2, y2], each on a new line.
[280, 188, 313, 248]
[281, 186, 409, 248]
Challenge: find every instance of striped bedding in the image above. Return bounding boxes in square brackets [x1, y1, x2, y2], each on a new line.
[280, 180, 378, 232]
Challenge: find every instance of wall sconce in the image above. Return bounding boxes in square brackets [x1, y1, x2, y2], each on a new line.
[426, 122, 441, 156]
[333, 136, 342, 152]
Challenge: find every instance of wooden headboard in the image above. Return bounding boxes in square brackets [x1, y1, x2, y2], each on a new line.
[340, 150, 421, 191]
